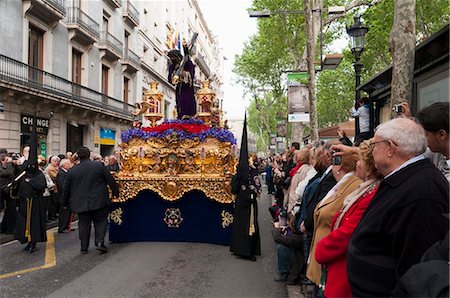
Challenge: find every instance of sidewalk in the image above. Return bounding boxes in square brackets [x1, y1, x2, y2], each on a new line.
[260, 180, 305, 298]
[287, 285, 304, 298]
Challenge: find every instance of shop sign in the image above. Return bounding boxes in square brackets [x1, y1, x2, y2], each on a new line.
[40, 141, 47, 157]
[21, 114, 49, 135]
[100, 128, 116, 145]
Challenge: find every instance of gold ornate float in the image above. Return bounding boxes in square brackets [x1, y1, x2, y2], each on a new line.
[114, 81, 237, 204]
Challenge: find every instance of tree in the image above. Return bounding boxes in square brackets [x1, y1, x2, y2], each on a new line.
[234, 0, 449, 148]
[389, 0, 416, 111]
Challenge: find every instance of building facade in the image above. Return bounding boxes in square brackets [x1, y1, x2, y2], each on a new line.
[0, 0, 224, 157]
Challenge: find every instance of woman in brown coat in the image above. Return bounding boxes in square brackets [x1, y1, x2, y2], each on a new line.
[306, 152, 361, 286]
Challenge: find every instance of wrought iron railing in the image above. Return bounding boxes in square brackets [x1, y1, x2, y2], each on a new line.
[45, 0, 66, 15]
[65, 7, 100, 40]
[124, 49, 140, 67]
[0, 54, 133, 118]
[100, 31, 123, 57]
[123, 0, 139, 26]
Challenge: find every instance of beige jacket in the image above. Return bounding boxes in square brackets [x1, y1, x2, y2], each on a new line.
[306, 173, 362, 285]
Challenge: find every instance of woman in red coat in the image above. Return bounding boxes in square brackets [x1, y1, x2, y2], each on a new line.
[315, 140, 383, 297]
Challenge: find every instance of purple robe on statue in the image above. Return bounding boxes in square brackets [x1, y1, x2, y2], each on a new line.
[168, 58, 196, 119]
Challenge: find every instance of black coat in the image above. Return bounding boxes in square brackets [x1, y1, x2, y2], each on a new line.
[62, 160, 119, 213]
[303, 169, 336, 236]
[56, 169, 67, 203]
[347, 158, 449, 297]
[230, 167, 261, 258]
[15, 170, 47, 244]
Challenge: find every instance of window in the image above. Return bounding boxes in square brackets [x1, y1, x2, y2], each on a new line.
[124, 30, 130, 55]
[28, 25, 44, 82]
[72, 49, 82, 84]
[103, 15, 109, 32]
[102, 65, 109, 96]
[164, 100, 170, 120]
[123, 77, 129, 104]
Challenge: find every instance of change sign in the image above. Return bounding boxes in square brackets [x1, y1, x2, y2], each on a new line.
[21, 114, 49, 135]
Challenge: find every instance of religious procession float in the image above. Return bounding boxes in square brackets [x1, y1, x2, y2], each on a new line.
[108, 81, 238, 245]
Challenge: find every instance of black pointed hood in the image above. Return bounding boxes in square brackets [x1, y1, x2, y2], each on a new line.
[232, 113, 249, 194]
[27, 113, 38, 173]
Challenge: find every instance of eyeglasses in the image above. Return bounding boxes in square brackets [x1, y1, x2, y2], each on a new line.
[370, 139, 398, 147]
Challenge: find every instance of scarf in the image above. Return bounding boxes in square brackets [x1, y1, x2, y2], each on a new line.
[289, 163, 304, 177]
[333, 178, 380, 230]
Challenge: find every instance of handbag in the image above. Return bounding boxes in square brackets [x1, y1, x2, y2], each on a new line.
[318, 265, 327, 297]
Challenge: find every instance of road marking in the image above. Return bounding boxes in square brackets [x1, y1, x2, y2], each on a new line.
[0, 231, 56, 279]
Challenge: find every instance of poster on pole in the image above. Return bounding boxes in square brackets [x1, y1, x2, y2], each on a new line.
[276, 121, 287, 137]
[288, 83, 309, 123]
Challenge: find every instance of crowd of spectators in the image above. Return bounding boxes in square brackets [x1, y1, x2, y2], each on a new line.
[261, 101, 449, 297]
[0, 149, 121, 239]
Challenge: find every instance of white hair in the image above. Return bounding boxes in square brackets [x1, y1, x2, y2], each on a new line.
[50, 155, 60, 163]
[59, 158, 71, 168]
[375, 118, 427, 155]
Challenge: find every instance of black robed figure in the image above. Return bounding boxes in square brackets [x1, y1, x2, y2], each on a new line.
[230, 114, 261, 261]
[15, 113, 47, 253]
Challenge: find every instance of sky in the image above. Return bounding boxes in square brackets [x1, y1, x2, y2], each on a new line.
[197, 0, 257, 120]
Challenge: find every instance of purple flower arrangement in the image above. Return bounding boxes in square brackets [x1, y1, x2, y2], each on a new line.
[120, 120, 236, 145]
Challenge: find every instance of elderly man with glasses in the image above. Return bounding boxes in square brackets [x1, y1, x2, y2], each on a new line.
[346, 117, 449, 297]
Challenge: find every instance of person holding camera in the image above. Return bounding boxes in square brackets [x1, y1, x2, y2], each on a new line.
[351, 97, 371, 146]
[315, 140, 382, 298]
[305, 147, 361, 292]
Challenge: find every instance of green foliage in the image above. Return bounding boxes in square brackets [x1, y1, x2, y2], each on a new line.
[234, 0, 449, 145]
[247, 92, 288, 151]
[317, 57, 355, 127]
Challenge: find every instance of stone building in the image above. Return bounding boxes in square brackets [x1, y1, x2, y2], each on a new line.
[0, 0, 224, 157]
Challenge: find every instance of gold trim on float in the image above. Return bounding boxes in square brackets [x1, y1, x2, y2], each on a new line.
[113, 176, 234, 204]
[221, 210, 234, 228]
[110, 208, 123, 225]
[114, 135, 237, 204]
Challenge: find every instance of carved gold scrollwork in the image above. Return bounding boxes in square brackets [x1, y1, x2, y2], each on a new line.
[116, 129, 237, 202]
[110, 208, 123, 225]
[113, 177, 235, 204]
[221, 210, 233, 228]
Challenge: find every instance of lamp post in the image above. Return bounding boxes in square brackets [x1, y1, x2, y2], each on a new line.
[347, 15, 369, 137]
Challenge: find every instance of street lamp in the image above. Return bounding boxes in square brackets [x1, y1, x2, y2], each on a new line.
[347, 15, 369, 136]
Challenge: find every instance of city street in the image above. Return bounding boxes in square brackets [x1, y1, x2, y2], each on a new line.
[0, 188, 289, 298]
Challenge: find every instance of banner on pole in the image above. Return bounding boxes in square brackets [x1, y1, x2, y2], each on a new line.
[288, 84, 309, 123]
[276, 122, 287, 137]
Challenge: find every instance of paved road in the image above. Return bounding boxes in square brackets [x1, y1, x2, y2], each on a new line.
[0, 189, 288, 298]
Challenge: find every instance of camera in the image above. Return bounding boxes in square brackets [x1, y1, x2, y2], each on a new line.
[331, 150, 342, 165]
[392, 104, 403, 114]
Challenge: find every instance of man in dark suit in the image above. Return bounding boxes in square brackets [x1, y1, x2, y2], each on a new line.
[57, 158, 73, 233]
[62, 147, 119, 254]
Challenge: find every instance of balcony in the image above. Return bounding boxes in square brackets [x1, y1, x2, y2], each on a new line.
[65, 7, 100, 47]
[23, 0, 66, 28]
[122, 0, 139, 28]
[98, 31, 123, 62]
[104, 0, 121, 9]
[0, 54, 133, 120]
[121, 49, 140, 74]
